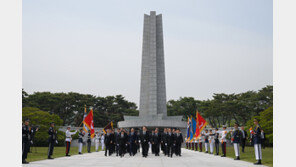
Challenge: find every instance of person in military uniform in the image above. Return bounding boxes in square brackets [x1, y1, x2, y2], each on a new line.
[175, 129, 183, 156]
[231, 123, 242, 160]
[128, 128, 138, 156]
[22, 119, 31, 164]
[65, 126, 77, 156]
[152, 128, 161, 156]
[166, 128, 174, 157]
[104, 129, 113, 156]
[209, 129, 215, 154]
[86, 130, 91, 153]
[78, 129, 85, 154]
[240, 126, 248, 153]
[94, 131, 101, 152]
[203, 129, 209, 153]
[220, 126, 227, 157]
[252, 118, 263, 165]
[140, 126, 150, 157]
[194, 138, 198, 151]
[198, 136, 203, 152]
[48, 122, 57, 159]
[214, 128, 220, 155]
[100, 132, 105, 151]
[118, 131, 127, 157]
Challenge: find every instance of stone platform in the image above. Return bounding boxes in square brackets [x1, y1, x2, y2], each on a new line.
[23, 149, 267, 167]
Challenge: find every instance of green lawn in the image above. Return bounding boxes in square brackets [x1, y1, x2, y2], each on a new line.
[187, 146, 273, 167]
[27, 146, 101, 162]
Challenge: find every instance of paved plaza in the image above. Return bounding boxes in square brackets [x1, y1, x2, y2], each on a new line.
[23, 149, 266, 167]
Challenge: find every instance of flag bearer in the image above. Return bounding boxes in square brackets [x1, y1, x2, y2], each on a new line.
[87, 130, 91, 153]
[194, 138, 198, 151]
[65, 126, 77, 156]
[78, 129, 85, 154]
[252, 118, 264, 165]
[231, 123, 242, 160]
[214, 128, 220, 155]
[199, 136, 203, 152]
[209, 129, 215, 154]
[48, 122, 58, 159]
[220, 126, 227, 157]
[204, 129, 209, 153]
[95, 131, 101, 152]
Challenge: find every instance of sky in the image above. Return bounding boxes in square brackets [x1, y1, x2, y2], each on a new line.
[23, 0, 273, 106]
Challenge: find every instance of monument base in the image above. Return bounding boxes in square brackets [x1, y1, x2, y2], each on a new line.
[118, 115, 187, 128]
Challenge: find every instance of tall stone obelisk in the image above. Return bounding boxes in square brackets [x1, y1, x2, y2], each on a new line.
[118, 11, 186, 129]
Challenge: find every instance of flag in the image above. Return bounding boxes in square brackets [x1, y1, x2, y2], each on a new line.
[195, 110, 207, 138]
[190, 117, 197, 141]
[83, 108, 95, 138]
[186, 116, 190, 141]
[103, 121, 113, 134]
[83, 106, 89, 133]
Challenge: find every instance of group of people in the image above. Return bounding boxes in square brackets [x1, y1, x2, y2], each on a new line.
[103, 126, 183, 158]
[22, 119, 264, 165]
[185, 118, 265, 165]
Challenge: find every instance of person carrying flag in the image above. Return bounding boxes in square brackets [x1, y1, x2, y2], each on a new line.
[65, 126, 77, 156]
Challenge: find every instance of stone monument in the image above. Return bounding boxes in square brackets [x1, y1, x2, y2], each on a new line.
[118, 11, 186, 129]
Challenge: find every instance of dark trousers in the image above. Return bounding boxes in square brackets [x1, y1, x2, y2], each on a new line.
[215, 141, 219, 154]
[119, 144, 125, 156]
[141, 143, 149, 156]
[221, 142, 226, 156]
[22, 140, 30, 161]
[199, 142, 202, 152]
[105, 144, 111, 156]
[241, 139, 246, 152]
[65, 141, 71, 155]
[116, 144, 119, 155]
[154, 144, 160, 155]
[175, 143, 181, 155]
[152, 144, 155, 154]
[48, 141, 55, 157]
[87, 141, 91, 153]
[130, 143, 136, 155]
[167, 145, 173, 157]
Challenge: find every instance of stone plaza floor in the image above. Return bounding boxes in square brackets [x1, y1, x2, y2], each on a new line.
[23, 148, 266, 167]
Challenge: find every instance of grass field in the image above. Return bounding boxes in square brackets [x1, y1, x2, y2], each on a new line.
[27, 146, 101, 162]
[187, 146, 273, 167]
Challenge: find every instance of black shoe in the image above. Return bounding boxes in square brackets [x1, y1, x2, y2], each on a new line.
[221, 155, 226, 157]
[22, 160, 29, 164]
[66, 154, 71, 156]
[48, 156, 54, 159]
[234, 156, 240, 160]
[105, 154, 107, 156]
[254, 160, 262, 165]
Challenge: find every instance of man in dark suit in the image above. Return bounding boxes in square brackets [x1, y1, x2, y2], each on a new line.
[118, 131, 127, 157]
[140, 126, 150, 157]
[152, 129, 161, 156]
[166, 128, 174, 157]
[115, 129, 121, 156]
[128, 128, 138, 156]
[161, 128, 167, 155]
[240, 126, 248, 153]
[104, 129, 113, 156]
[175, 129, 183, 156]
